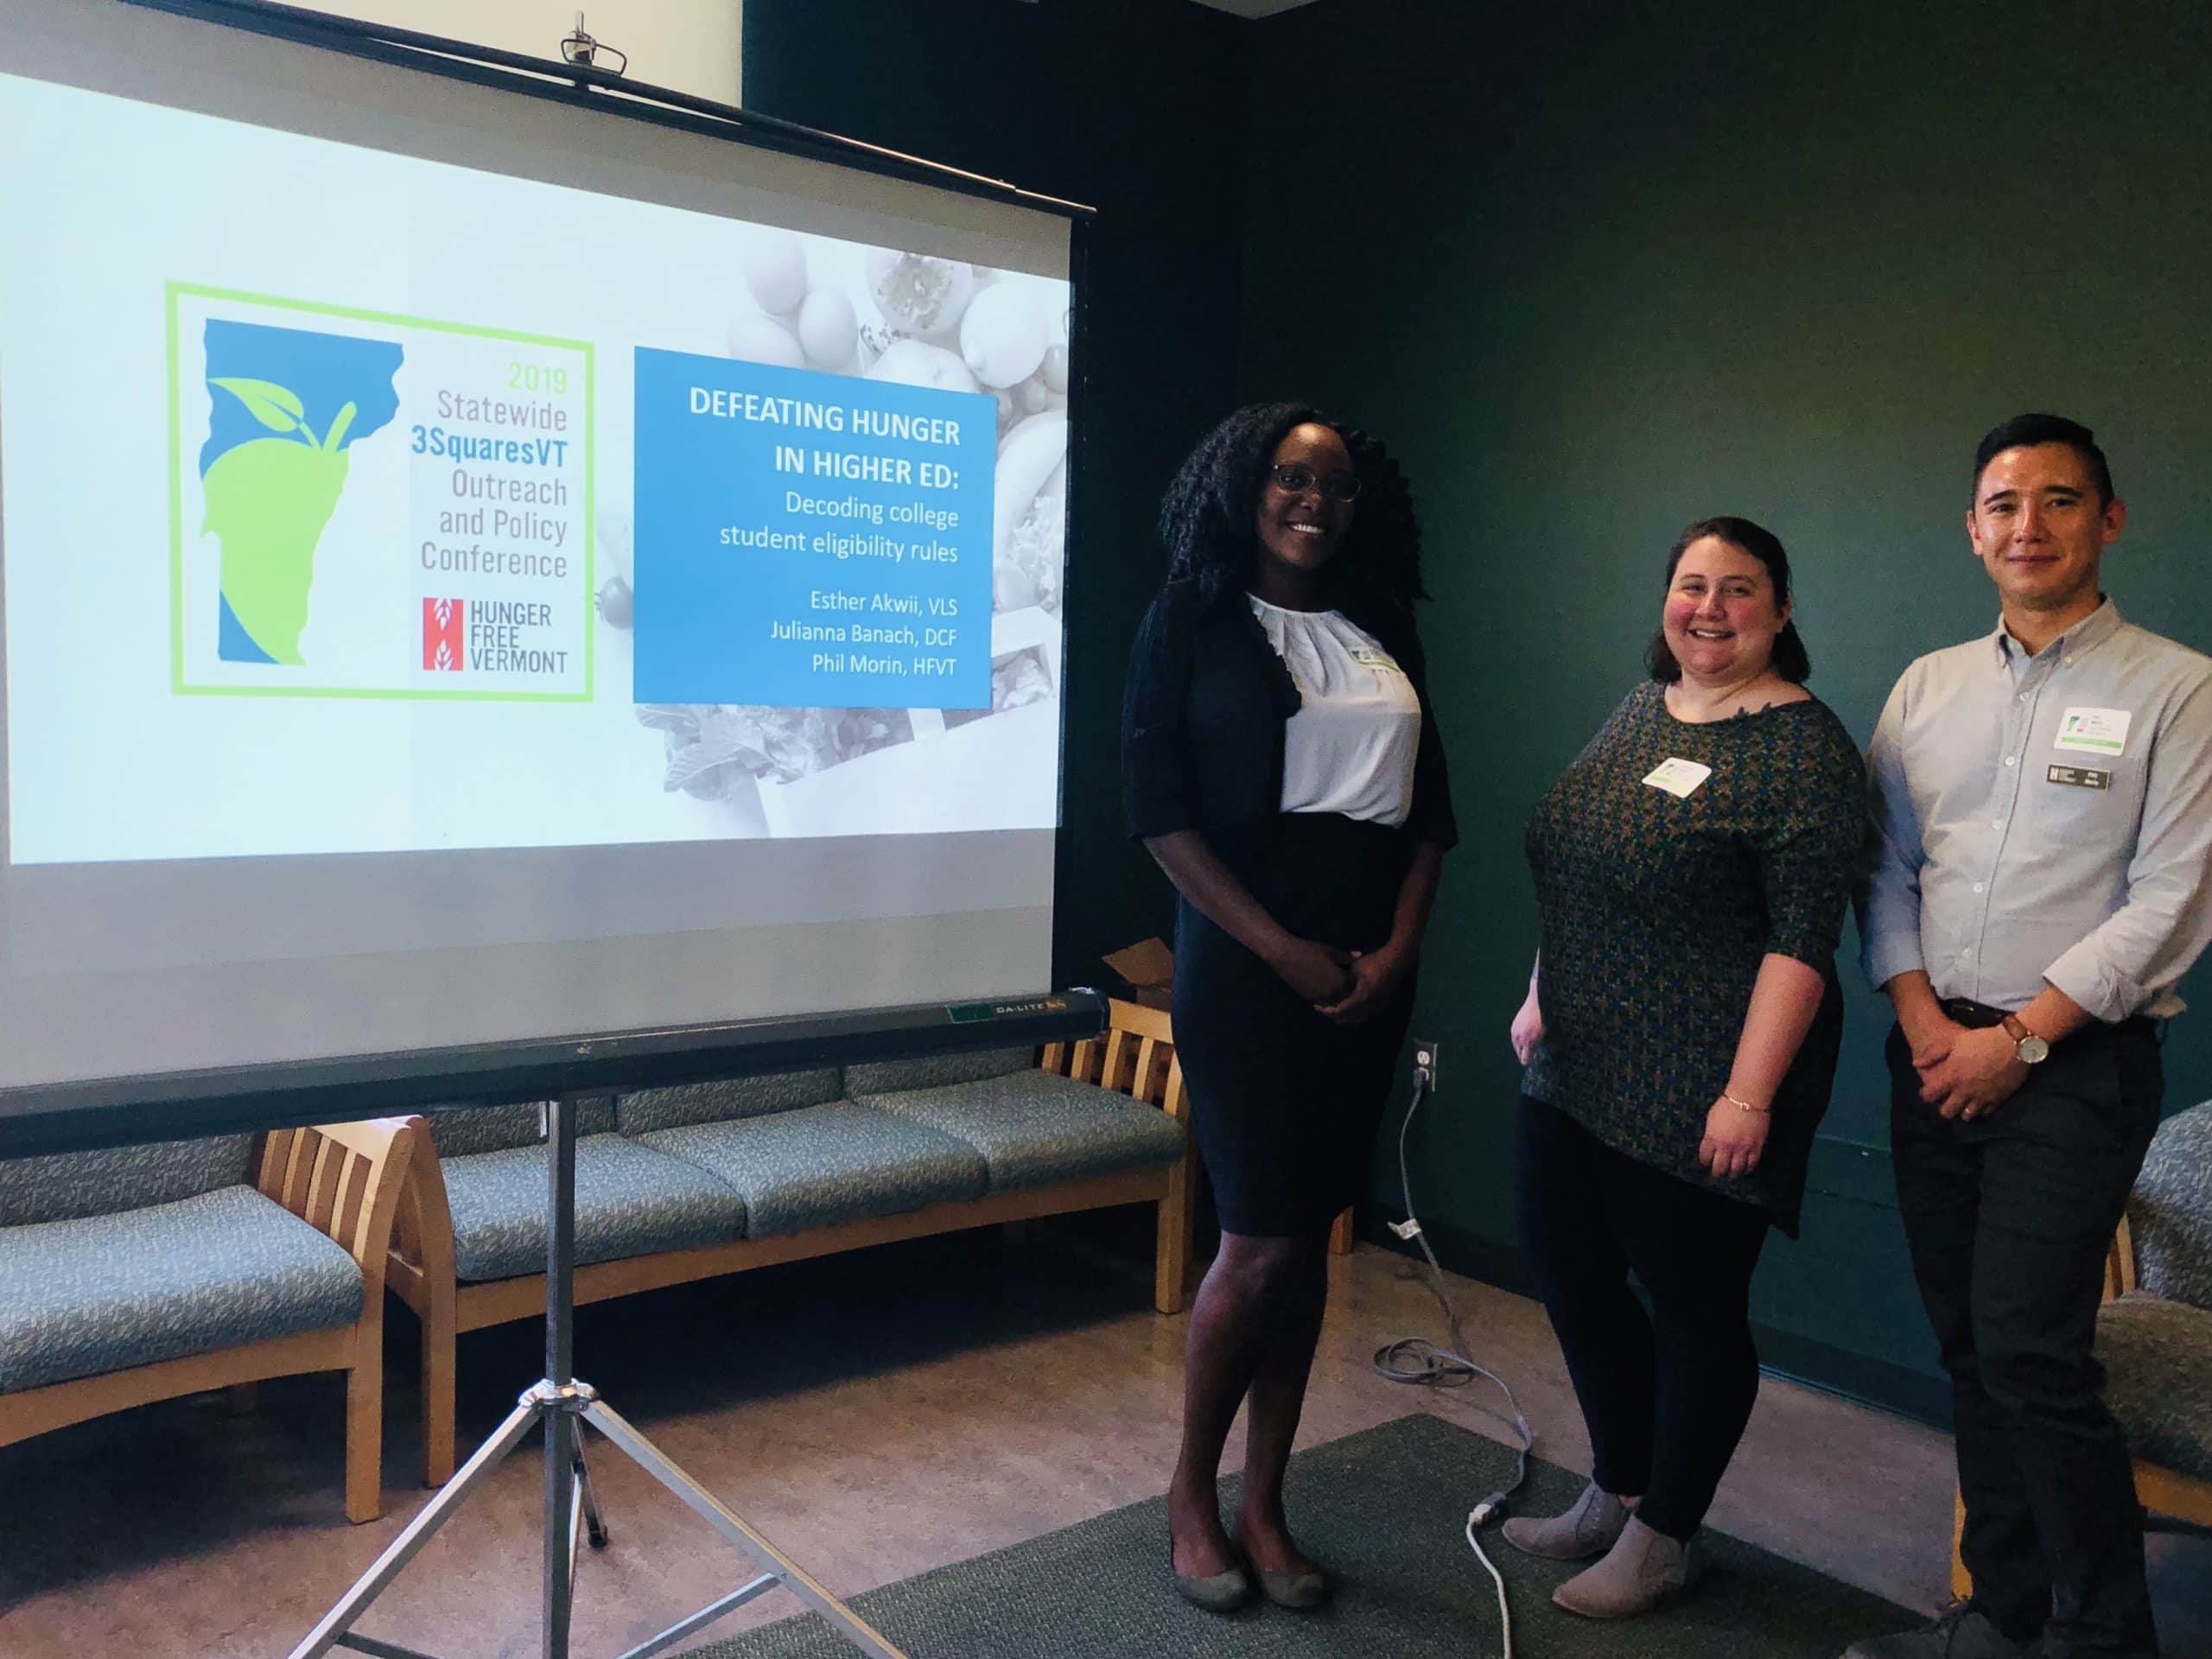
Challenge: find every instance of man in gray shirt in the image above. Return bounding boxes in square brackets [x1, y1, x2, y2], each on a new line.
[1846, 414, 2212, 1659]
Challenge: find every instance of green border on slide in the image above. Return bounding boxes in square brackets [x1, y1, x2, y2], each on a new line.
[167, 280, 595, 702]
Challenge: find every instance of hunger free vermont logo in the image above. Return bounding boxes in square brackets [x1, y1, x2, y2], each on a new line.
[168, 283, 594, 701]
[423, 598, 464, 671]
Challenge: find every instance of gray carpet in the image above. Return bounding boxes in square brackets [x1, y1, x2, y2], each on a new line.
[691, 1411, 1915, 1657]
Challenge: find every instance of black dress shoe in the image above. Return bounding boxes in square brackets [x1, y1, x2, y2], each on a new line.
[1839, 1604, 2034, 1658]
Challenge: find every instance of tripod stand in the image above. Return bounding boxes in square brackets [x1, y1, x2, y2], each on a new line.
[290, 1094, 908, 1659]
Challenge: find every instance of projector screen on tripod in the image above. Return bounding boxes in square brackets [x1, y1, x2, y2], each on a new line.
[0, 0, 1077, 1091]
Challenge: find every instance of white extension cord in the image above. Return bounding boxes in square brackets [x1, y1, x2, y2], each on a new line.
[1466, 1505, 1513, 1659]
[1371, 1045, 1534, 1659]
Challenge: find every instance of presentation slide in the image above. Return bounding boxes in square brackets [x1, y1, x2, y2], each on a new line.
[0, 0, 1076, 1090]
[0, 73, 1070, 866]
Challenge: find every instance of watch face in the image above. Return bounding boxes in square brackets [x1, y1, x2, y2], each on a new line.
[2018, 1033, 2050, 1065]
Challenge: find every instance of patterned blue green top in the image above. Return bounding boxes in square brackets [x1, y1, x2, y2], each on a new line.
[1522, 682, 1866, 1232]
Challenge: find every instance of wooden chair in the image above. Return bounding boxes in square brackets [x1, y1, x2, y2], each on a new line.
[0, 1116, 418, 1523]
[2099, 1212, 2212, 1534]
[1041, 995, 1204, 1313]
[1056, 1000, 1357, 1257]
[1951, 1104, 2212, 1599]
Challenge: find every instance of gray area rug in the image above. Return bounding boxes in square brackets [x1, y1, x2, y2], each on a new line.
[692, 1411, 1914, 1657]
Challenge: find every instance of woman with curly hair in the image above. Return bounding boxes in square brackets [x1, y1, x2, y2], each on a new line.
[1123, 403, 1456, 1612]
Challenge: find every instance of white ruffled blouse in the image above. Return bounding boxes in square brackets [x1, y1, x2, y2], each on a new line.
[1248, 595, 1421, 829]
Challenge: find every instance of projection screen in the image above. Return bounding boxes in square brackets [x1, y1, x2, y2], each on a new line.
[0, 0, 1079, 1092]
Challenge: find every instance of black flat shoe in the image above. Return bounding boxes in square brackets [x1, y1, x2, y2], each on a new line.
[1168, 1531, 1253, 1613]
[1252, 1563, 1332, 1611]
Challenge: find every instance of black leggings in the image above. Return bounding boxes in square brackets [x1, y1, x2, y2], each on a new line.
[1516, 1096, 1771, 1540]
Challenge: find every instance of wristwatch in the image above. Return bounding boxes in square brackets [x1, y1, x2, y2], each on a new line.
[2000, 1013, 2050, 1065]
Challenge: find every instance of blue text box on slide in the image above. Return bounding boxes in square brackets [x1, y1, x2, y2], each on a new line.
[632, 347, 995, 709]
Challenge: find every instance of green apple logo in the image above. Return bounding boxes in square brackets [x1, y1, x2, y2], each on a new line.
[198, 321, 403, 665]
[205, 379, 357, 665]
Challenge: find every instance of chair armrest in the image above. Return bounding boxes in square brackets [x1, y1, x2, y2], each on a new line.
[2105, 1211, 2138, 1302]
[391, 1125, 459, 1291]
[255, 1116, 422, 1284]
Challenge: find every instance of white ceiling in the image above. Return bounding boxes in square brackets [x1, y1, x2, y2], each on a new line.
[1188, 0, 1324, 17]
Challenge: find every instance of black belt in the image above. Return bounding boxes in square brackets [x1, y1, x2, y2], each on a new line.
[1939, 997, 2155, 1047]
[1940, 998, 2010, 1030]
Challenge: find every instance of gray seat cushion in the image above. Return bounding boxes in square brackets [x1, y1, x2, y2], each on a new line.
[616, 1068, 843, 1136]
[0, 1185, 362, 1394]
[2095, 1292, 2212, 1485]
[441, 1135, 747, 1283]
[842, 1046, 1034, 1097]
[2130, 1101, 2212, 1308]
[640, 1102, 986, 1239]
[855, 1068, 1185, 1194]
[0, 1135, 253, 1227]
[426, 1099, 615, 1159]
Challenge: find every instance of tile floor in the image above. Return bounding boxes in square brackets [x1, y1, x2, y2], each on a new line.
[1, 1218, 2203, 1657]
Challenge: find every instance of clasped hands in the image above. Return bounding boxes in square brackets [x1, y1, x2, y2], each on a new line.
[1269, 935, 1408, 1026]
[1905, 1016, 2028, 1121]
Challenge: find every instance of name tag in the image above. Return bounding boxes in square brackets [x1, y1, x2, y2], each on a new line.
[1643, 757, 1713, 798]
[2047, 764, 2110, 791]
[2055, 706, 2131, 756]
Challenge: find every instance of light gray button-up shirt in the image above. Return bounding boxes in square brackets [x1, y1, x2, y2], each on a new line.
[1862, 599, 2212, 1021]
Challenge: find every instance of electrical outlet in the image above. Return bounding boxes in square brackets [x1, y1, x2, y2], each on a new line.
[1413, 1038, 1440, 1088]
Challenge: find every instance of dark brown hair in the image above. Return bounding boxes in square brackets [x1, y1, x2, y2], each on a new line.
[1643, 515, 1811, 684]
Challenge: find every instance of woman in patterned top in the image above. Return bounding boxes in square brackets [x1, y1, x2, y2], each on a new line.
[1503, 517, 1864, 1619]
[1124, 404, 1454, 1614]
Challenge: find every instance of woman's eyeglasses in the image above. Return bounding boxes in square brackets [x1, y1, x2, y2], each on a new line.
[1267, 463, 1362, 502]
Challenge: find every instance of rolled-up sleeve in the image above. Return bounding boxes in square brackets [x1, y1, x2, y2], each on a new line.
[1859, 672, 1928, 993]
[2042, 674, 2212, 1020]
[1755, 716, 1866, 969]
[1402, 631, 1459, 851]
[1122, 588, 1195, 842]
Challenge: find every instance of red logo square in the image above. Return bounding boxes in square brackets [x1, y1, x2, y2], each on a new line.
[423, 598, 464, 671]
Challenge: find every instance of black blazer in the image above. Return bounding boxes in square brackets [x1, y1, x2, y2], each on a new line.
[1122, 578, 1458, 876]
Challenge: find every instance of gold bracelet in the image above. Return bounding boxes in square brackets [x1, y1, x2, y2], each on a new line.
[1723, 1091, 1770, 1116]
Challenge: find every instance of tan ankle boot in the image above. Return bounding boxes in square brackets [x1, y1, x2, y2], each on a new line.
[1551, 1515, 1703, 1618]
[1499, 1479, 1633, 1561]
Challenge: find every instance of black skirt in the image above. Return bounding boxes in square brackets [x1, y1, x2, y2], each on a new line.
[1172, 812, 1416, 1236]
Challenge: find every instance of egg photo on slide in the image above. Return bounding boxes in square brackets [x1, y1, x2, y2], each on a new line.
[613, 228, 1071, 838]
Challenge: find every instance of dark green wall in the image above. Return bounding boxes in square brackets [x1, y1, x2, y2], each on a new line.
[746, 0, 2210, 1419]
[1242, 0, 2212, 1414]
[742, 0, 1250, 989]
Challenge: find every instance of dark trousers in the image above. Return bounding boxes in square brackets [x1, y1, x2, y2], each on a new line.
[1889, 1014, 2164, 1658]
[1516, 1096, 1772, 1540]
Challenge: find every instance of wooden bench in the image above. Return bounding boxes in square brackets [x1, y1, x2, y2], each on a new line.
[390, 1000, 1199, 1484]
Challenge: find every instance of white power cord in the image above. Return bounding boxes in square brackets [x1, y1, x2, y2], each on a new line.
[1466, 1506, 1513, 1659]
[1371, 1044, 1532, 1659]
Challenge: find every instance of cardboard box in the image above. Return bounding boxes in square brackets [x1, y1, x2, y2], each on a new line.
[1103, 937, 1174, 1011]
